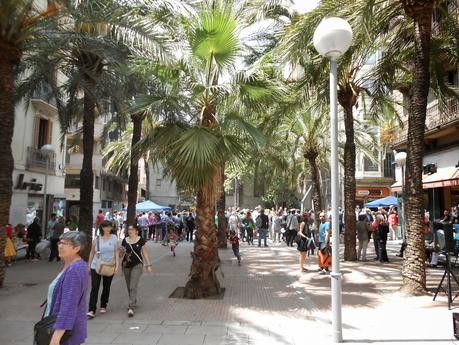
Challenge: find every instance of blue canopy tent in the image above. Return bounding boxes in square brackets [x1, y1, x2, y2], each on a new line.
[365, 195, 399, 208]
[132, 200, 172, 212]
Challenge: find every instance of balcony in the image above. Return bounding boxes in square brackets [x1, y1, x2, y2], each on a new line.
[31, 84, 57, 114]
[391, 99, 459, 148]
[26, 147, 56, 173]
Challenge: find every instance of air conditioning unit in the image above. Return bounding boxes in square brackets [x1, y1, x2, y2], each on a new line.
[423, 163, 437, 175]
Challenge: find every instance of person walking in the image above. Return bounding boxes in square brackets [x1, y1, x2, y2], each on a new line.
[120, 224, 153, 317]
[378, 215, 390, 263]
[256, 209, 269, 247]
[87, 221, 119, 319]
[49, 217, 66, 262]
[153, 213, 162, 242]
[26, 217, 42, 261]
[242, 211, 255, 245]
[356, 214, 370, 261]
[229, 230, 241, 265]
[137, 212, 150, 241]
[297, 213, 310, 272]
[388, 210, 399, 240]
[272, 211, 282, 243]
[44, 231, 89, 345]
[286, 210, 299, 247]
[46, 213, 58, 240]
[185, 212, 195, 242]
[317, 212, 331, 274]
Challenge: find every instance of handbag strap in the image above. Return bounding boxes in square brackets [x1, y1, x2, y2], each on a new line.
[127, 238, 144, 265]
[96, 235, 100, 259]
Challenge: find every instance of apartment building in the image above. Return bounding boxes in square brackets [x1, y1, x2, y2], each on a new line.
[9, 85, 67, 227]
[64, 111, 128, 221]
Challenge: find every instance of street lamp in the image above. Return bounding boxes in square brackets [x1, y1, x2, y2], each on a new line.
[313, 17, 353, 343]
[394, 151, 407, 240]
[41, 144, 55, 238]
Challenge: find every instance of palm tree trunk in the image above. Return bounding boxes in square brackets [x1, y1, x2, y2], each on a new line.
[184, 169, 221, 298]
[307, 156, 322, 230]
[400, 0, 434, 295]
[0, 45, 21, 287]
[127, 113, 144, 226]
[343, 104, 357, 261]
[79, 90, 96, 261]
[216, 167, 227, 249]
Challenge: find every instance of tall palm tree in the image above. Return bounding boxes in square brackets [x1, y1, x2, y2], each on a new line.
[19, 0, 175, 259]
[135, 1, 281, 298]
[277, 0, 391, 261]
[398, 0, 436, 295]
[0, 0, 61, 287]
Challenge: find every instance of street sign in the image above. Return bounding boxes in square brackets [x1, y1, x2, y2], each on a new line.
[357, 190, 370, 196]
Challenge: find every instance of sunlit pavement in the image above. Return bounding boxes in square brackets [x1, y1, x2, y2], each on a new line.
[0, 238, 456, 345]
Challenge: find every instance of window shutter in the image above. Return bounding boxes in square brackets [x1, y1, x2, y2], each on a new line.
[47, 120, 53, 144]
[33, 116, 41, 148]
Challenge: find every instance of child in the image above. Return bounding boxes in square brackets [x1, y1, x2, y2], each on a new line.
[229, 230, 241, 266]
[4, 224, 16, 266]
[167, 225, 178, 256]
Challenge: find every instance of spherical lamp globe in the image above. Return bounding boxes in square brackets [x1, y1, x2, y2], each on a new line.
[41, 144, 55, 157]
[313, 17, 353, 59]
[394, 152, 407, 166]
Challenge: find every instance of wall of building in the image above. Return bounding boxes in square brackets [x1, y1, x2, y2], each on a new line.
[148, 164, 179, 207]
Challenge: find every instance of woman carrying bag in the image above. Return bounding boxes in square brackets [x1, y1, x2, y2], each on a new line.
[34, 231, 88, 345]
[87, 220, 119, 319]
[120, 224, 153, 317]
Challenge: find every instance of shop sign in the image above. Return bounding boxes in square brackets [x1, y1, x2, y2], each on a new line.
[357, 190, 370, 196]
[15, 173, 43, 191]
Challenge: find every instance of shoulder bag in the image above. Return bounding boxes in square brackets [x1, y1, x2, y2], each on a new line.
[95, 236, 116, 277]
[34, 291, 84, 345]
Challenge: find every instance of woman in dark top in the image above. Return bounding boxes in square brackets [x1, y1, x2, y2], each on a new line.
[297, 213, 310, 272]
[121, 224, 153, 317]
[26, 217, 42, 260]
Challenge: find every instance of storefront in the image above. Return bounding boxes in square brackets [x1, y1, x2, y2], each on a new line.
[9, 170, 66, 227]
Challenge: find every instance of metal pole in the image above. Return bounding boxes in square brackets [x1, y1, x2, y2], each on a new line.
[329, 58, 343, 343]
[43, 157, 49, 238]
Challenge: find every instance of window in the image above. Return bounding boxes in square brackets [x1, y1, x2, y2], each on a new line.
[364, 154, 379, 172]
[102, 178, 106, 191]
[156, 179, 162, 186]
[65, 174, 80, 188]
[383, 152, 395, 178]
[95, 176, 100, 190]
[34, 117, 52, 149]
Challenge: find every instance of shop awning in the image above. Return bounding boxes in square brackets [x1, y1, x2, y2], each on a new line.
[391, 167, 459, 192]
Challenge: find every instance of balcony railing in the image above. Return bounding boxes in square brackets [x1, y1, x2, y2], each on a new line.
[32, 84, 57, 107]
[26, 147, 56, 173]
[391, 98, 459, 146]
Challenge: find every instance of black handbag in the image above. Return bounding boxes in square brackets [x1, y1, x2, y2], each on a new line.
[34, 314, 73, 345]
[34, 292, 83, 345]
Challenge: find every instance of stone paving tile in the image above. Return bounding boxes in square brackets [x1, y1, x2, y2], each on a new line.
[156, 334, 205, 345]
[123, 319, 165, 325]
[112, 332, 161, 344]
[186, 325, 229, 336]
[84, 332, 120, 344]
[162, 320, 202, 326]
[203, 334, 249, 345]
[104, 323, 148, 333]
[144, 324, 188, 334]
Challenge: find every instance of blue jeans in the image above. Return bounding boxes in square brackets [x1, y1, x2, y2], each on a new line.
[258, 228, 268, 246]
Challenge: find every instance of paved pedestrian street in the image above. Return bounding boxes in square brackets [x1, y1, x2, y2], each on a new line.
[0, 240, 456, 345]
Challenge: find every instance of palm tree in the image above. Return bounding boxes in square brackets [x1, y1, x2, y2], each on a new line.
[135, 1, 282, 298]
[277, 0, 392, 261]
[19, 0, 175, 259]
[0, 0, 61, 287]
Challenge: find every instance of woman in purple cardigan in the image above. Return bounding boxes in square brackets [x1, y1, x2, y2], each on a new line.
[45, 231, 89, 345]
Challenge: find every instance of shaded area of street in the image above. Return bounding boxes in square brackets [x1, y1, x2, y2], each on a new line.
[0, 240, 456, 344]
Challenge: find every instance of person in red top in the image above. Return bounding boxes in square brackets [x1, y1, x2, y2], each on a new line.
[229, 230, 241, 266]
[388, 210, 399, 240]
[96, 209, 105, 228]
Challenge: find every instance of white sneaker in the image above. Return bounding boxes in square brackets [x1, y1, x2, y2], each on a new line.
[87, 311, 95, 319]
[128, 309, 134, 317]
[319, 269, 328, 275]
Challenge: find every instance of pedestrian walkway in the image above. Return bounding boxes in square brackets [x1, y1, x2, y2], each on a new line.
[0, 239, 457, 344]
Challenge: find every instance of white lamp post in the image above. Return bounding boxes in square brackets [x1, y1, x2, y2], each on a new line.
[313, 17, 353, 343]
[394, 152, 407, 240]
[41, 144, 55, 238]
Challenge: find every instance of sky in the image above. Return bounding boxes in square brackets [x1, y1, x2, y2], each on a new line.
[292, 0, 320, 13]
